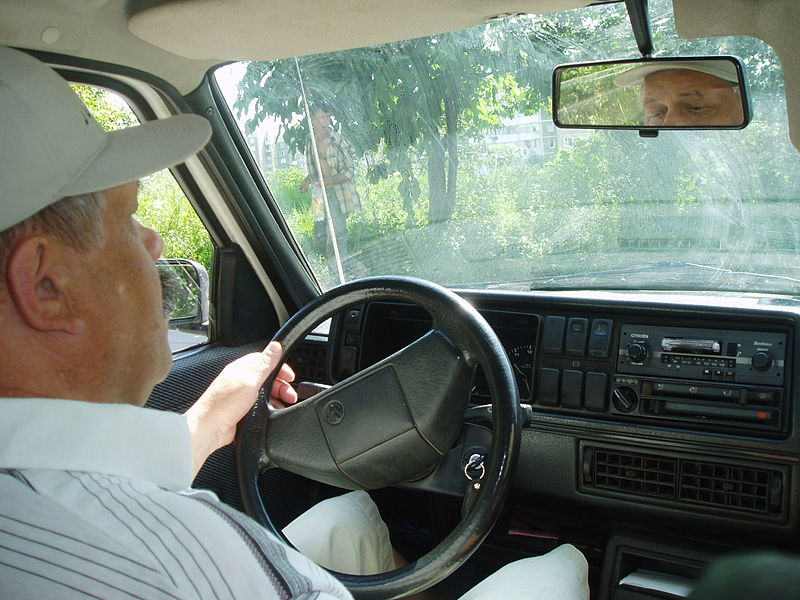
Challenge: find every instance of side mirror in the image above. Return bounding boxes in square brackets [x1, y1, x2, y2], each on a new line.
[157, 258, 210, 335]
[553, 56, 750, 131]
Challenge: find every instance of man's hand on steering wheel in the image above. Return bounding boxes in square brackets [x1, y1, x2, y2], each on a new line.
[185, 341, 297, 477]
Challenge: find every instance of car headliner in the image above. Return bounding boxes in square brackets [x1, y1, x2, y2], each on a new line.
[0, 0, 798, 150]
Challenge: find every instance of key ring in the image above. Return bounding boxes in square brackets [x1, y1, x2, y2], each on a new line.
[464, 452, 486, 481]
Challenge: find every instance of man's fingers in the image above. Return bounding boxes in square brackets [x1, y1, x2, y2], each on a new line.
[278, 363, 295, 383]
[268, 379, 298, 409]
[258, 341, 300, 409]
[271, 378, 298, 405]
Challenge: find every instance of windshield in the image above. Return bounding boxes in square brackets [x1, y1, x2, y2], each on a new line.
[215, 0, 800, 294]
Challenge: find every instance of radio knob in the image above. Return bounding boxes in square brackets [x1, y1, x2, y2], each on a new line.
[751, 351, 773, 372]
[627, 342, 648, 363]
[612, 386, 639, 413]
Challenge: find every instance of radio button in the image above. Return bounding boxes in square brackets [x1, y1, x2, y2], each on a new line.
[751, 351, 773, 372]
[627, 342, 648, 363]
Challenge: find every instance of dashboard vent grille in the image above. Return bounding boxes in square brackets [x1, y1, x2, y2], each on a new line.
[592, 449, 677, 499]
[291, 340, 327, 382]
[584, 447, 785, 518]
[679, 461, 781, 516]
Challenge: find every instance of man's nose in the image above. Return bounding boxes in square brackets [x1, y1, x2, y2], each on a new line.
[143, 225, 165, 260]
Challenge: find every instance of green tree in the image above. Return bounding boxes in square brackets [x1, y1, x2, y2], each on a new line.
[232, 23, 544, 225]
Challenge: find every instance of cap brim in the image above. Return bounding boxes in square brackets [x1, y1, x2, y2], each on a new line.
[62, 113, 211, 197]
[615, 63, 740, 87]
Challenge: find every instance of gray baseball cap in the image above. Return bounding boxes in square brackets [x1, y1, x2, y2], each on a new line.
[0, 46, 212, 232]
[615, 60, 741, 87]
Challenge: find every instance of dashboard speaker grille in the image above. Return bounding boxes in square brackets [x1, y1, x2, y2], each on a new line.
[585, 446, 785, 518]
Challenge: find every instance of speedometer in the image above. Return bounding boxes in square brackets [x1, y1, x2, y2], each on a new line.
[509, 343, 534, 398]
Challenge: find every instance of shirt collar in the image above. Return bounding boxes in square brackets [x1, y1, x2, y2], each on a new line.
[0, 398, 193, 491]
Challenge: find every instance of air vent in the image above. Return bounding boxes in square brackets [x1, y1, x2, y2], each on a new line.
[591, 449, 677, 499]
[583, 446, 786, 519]
[680, 461, 783, 516]
[291, 340, 327, 381]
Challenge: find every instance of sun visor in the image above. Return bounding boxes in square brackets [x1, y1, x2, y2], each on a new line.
[673, 0, 800, 150]
[128, 0, 590, 62]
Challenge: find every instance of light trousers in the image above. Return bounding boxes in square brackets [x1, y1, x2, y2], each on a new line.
[284, 491, 589, 600]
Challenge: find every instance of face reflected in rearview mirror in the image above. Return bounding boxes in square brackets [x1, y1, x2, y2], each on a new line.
[553, 57, 750, 130]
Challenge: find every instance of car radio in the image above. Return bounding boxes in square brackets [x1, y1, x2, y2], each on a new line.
[618, 324, 785, 385]
[612, 325, 787, 434]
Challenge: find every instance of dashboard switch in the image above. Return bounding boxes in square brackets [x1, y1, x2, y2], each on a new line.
[585, 372, 608, 411]
[561, 370, 584, 408]
[537, 368, 560, 406]
[565, 318, 589, 356]
[612, 385, 639, 413]
[588, 319, 613, 358]
[338, 345, 358, 377]
[542, 316, 566, 354]
[345, 307, 362, 330]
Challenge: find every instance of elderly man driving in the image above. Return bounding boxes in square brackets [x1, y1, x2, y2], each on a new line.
[0, 46, 588, 599]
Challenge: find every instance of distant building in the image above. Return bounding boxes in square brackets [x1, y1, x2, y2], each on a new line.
[245, 129, 304, 175]
[274, 139, 302, 170]
[483, 111, 590, 160]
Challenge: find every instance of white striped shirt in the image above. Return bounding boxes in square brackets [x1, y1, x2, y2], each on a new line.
[0, 398, 352, 599]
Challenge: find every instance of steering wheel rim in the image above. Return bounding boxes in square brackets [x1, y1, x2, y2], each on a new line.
[236, 276, 520, 599]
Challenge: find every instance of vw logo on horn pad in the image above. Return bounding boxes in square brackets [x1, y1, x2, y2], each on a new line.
[324, 400, 345, 425]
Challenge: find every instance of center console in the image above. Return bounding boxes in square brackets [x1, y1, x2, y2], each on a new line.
[535, 316, 791, 438]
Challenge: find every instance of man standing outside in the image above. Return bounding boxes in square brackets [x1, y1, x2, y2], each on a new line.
[298, 103, 362, 278]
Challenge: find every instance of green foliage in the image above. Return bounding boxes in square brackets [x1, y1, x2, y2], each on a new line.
[138, 171, 214, 273]
[71, 84, 138, 130]
[272, 167, 311, 213]
[556, 63, 641, 126]
[71, 84, 213, 274]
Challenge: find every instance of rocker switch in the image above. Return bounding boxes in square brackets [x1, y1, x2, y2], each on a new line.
[565, 318, 589, 357]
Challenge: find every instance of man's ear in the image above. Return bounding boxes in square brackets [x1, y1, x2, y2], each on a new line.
[5, 235, 83, 334]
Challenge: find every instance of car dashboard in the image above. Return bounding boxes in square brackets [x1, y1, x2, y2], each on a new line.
[289, 288, 799, 597]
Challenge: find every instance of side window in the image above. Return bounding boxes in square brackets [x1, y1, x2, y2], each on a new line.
[73, 84, 213, 352]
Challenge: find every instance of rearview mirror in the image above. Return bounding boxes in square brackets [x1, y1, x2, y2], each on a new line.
[553, 56, 750, 130]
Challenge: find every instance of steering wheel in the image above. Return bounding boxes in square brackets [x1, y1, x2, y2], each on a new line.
[236, 276, 520, 599]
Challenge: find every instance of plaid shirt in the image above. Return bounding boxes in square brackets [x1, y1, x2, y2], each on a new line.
[306, 128, 362, 214]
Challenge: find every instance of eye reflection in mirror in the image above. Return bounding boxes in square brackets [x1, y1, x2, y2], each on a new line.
[553, 57, 749, 130]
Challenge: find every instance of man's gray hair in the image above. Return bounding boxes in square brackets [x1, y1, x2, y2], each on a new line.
[0, 192, 106, 279]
